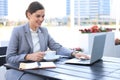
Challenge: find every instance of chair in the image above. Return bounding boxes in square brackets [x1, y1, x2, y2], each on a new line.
[0, 47, 7, 66]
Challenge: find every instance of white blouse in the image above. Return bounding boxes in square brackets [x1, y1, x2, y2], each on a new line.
[30, 29, 40, 52]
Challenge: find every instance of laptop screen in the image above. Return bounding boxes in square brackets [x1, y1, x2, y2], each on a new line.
[90, 34, 106, 63]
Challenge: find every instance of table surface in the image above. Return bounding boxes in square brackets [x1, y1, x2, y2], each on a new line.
[4, 57, 120, 80]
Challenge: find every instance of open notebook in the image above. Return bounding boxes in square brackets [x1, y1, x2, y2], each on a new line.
[19, 62, 56, 70]
[65, 34, 106, 65]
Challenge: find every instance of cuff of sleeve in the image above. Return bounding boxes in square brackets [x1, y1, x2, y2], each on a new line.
[71, 52, 75, 57]
[21, 54, 28, 61]
[71, 51, 79, 57]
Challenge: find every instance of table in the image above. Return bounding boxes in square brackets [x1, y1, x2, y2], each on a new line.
[4, 57, 120, 80]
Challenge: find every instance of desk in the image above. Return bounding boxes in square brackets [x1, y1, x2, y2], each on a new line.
[4, 57, 120, 80]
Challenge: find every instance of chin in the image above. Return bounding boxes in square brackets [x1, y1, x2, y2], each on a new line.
[37, 23, 41, 26]
[36, 24, 41, 27]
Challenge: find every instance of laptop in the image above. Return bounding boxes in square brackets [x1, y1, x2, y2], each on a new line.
[65, 34, 106, 65]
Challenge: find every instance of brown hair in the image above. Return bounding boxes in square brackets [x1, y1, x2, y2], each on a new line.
[25, 1, 44, 18]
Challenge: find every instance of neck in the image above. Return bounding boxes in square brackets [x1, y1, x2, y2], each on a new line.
[29, 23, 38, 31]
[31, 27, 38, 31]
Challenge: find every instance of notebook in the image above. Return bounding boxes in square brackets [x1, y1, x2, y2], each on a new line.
[65, 34, 106, 65]
[19, 62, 56, 70]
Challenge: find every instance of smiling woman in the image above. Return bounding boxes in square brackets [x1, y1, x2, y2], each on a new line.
[25, 1, 45, 31]
[5, 1, 47, 80]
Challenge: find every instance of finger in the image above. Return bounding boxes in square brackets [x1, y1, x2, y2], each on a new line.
[39, 52, 45, 56]
[36, 57, 43, 61]
[84, 55, 90, 59]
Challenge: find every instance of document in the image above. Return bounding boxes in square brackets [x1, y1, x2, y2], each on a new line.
[19, 62, 56, 70]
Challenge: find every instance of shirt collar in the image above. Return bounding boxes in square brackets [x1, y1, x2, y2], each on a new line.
[30, 28, 39, 33]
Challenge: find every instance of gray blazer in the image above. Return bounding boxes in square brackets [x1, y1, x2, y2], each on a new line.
[5, 23, 73, 80]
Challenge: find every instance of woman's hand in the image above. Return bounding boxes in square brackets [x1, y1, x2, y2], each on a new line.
[25, 52, 45, 61]
[115, 38, 120, 45]
[72, 52, 90, 60]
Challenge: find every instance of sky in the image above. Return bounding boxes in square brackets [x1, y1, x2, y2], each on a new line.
[110, 0, 120, 18]
[8, 0, 66, 20]
[8, 0, 120, 21]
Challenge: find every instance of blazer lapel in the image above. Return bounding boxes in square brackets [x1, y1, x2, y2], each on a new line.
[24, 24, 33, 52]
[38, 28, 45, 51]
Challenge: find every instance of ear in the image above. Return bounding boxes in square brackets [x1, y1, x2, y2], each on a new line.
[27, 12, 31, 19]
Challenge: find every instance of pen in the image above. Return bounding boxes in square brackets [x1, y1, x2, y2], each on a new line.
[37, 62, 41, 66]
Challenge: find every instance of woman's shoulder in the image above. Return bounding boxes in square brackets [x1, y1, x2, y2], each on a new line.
[14, 23, 29, 29]
[12, 24, 28, 34]
[39, 27, 48, 32]
[40, 26, 47, 30]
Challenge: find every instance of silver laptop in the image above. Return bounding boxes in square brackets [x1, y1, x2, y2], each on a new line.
[65, 34, 106, 65]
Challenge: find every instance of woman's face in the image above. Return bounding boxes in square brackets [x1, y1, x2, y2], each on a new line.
[27, 9, 45, 28]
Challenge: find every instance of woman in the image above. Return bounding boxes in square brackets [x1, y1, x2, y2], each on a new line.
[5, 1, 89, 80]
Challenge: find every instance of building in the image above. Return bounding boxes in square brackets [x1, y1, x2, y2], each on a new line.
[0, 0, 8, 25]
[66, 0, 115, 25]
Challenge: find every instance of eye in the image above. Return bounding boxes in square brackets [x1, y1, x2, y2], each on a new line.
[36, 15, 45, 18]
[42, 15, 45, 18]
[36, 15, 41, 18]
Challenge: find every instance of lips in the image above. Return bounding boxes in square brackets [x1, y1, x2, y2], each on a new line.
[36, 21, 42, 26]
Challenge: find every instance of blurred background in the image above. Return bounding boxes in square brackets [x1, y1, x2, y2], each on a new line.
[0, 0, 120, 46]
[0, 0, 120, 27]
[0, 2, 119, 53]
